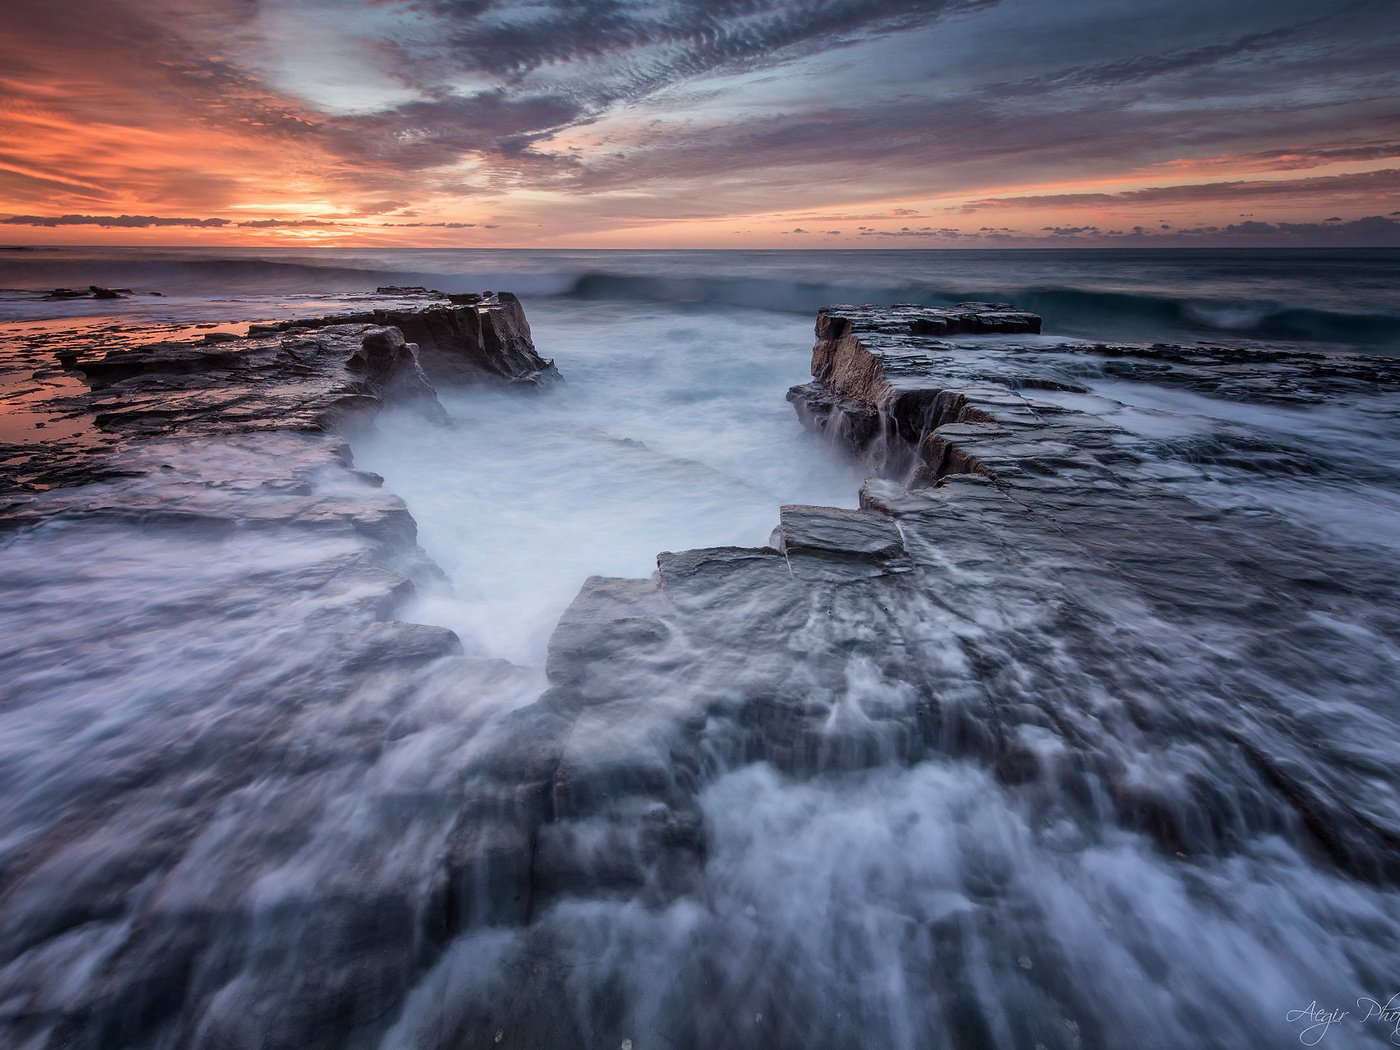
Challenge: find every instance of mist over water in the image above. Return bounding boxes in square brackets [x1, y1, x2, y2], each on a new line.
[3, 249, 1400, 1047]
[354, 302, 864, 663]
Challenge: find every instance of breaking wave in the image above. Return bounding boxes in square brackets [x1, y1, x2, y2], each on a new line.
[2, 249, 1398, 348]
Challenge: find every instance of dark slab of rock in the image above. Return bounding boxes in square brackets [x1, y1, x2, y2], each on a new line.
[0, 322, 433, 502]
[772, 503, 913, 580]
[790, 301, 1400, 483]
[0, 425, 549, 1050]
[41, 286, 129, 300]
[0, 294, 568, 1047]
[1, 293, 559, 499]
[245, 293, 559, 387]
[10, 296, 1400, 1048]
[476, 301, 1400, 995]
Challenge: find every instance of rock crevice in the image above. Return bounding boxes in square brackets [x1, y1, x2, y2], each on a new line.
[789, 302, 1035, 481]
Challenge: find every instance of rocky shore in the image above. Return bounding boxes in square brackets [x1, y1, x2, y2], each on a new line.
[0, 291, 561, 1049]
[5, 294, 1400, 1049]
[0, 292, 557, 499]
[437, 301, 1400, 1044]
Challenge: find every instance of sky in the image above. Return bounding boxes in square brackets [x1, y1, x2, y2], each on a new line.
[1, 0, 1398, 248]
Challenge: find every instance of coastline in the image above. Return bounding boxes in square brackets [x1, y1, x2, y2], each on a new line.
[4, 285, 1400, 1047]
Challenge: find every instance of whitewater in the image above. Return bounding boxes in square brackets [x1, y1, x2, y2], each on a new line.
[2, 248, 1400, 1049]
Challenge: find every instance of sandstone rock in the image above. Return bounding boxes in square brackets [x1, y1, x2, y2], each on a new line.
[238, 294, 560, 387]
[510, 299, 1400, 942]
[773, 503, 913, 580]
[346, 325, 445, 421]
[2, 295, 552, 497]
[793, 303, 1026, 478]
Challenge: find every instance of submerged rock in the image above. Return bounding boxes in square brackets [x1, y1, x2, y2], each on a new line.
[41, 285, 129, 300]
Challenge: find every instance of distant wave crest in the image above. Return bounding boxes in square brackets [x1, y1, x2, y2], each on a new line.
[3, 256, 1396, 347]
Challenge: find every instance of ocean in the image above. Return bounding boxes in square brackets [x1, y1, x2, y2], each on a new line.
[5, 246, 1400, 348]
[2, 247, 1399, 1048]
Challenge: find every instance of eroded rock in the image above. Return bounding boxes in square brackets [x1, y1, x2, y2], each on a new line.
[241, 293, 560, 387]
[1, 295, 557, 499]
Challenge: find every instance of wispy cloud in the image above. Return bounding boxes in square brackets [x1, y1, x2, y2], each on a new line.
[0, 0, 1396, 244]
[958, 168, 1400, 211]
[0, 214, 233, 228]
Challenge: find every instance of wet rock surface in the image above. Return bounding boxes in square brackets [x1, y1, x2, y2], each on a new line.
[243, 291, 560, 387]
[0, 293, 562, 499]
[5, 296, 1400, 1049]
[428, 303, 1400, 1049]
[0, 295, 557, 1050]
[0, 430, 540, 1050]
[789, 301, 1400, 481]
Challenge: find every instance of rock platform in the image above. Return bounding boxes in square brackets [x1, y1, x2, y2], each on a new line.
[0, 295, 557, 499]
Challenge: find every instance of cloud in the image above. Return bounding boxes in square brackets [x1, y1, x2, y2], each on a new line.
[960, 168, 1400, 211]
[858, 225, 966, 238]
[1229, 141, 1400, 171]
[0, 213, 492, 233]
[1255, 214, 1400, 244]
[236, 218, 347, 228]
[1, 0, 1396, 243]
[0, 213, 231, 228]
[326, 90, 588, 170]
[993, 13, 1320, 95]
[394, 0, 994, 104]
[1050, 214, 1400, 246]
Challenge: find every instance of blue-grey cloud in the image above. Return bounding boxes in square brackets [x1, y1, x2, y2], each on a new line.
[0, 214, 233, 228]
[389, 0, 994, 99]
[1, 0, 1397, 236]
[960, 168, 1400, 211]
[994, 11, 1324, 95]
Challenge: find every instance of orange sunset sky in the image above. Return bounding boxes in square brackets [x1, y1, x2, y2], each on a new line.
[2, 0, 1398, 249]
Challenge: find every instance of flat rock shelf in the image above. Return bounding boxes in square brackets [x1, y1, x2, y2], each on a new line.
[4, 296, 1400, 1050]
[451, 301, 1400, 1045]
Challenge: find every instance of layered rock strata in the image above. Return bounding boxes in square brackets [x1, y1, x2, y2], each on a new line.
[0, 296, 556, 1049]
[8, 298, 1400, 1049]
[787, 302, 1040, 479]
[423, 303, 1400, 1045]
[245, 292, 560, 386]
[1, 297, 555, 499]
